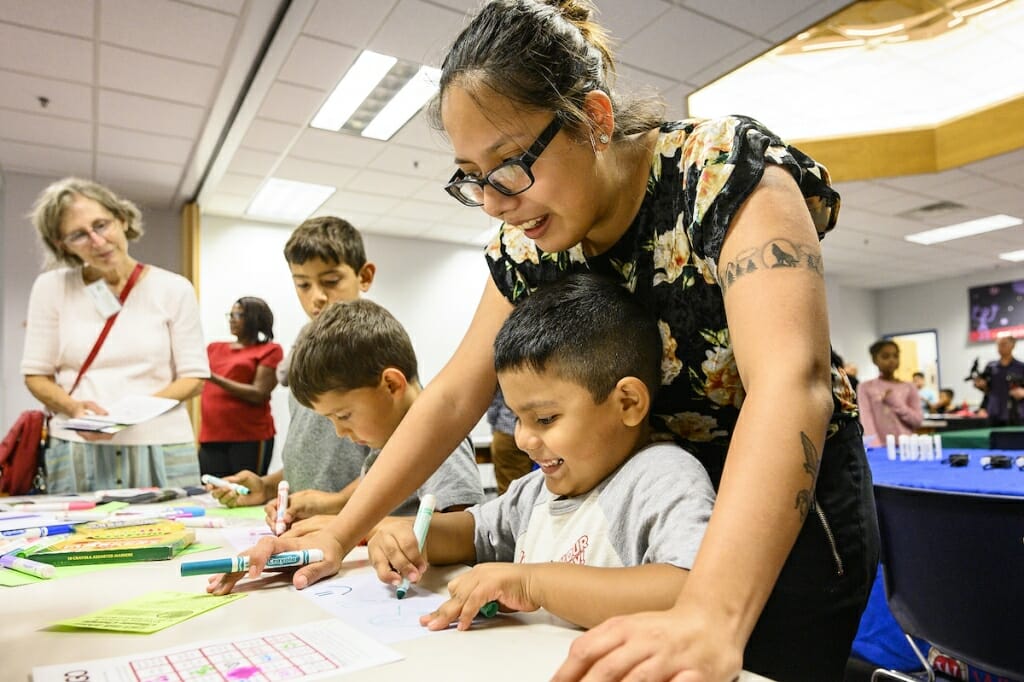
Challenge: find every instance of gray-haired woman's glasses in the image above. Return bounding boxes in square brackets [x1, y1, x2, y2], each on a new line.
[444, 117, 562, 207]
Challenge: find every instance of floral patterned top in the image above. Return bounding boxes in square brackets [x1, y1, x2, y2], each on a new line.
[486, 116, 859, 484]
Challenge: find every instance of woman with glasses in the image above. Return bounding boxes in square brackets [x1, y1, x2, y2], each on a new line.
[21, 177, 208, 493]
[222, 1, 876, 680]
[198, 297, 283, 478]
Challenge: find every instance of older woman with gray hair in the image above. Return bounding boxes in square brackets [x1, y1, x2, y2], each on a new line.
[21, 177, 208, 493]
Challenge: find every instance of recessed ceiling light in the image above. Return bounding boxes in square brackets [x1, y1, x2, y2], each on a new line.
[310, 51, 397, 132]
[904, 214, 1022, 245]
[999, 249, 1024, 262]
[246, 178, 335, 222]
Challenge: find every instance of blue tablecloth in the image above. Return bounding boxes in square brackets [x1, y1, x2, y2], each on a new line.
[852, 448, 1024, 672]
[866, 447, 1024, 497]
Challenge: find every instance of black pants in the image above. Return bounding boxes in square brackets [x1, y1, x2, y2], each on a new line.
[198, 439, 274, 479]
[743, 420, 880, 681]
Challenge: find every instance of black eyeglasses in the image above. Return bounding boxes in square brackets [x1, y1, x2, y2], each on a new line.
[444, 117, 563, 207]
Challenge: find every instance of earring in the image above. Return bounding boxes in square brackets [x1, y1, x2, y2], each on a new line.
[599, 133, 610, 144]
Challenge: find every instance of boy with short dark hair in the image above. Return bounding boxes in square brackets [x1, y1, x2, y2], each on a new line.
[208, 217, 378, 530]
[367, 274, 715, 630]
[288, 298, 484, 516]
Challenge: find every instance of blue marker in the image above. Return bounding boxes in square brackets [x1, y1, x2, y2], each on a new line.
[201, 474, 250, 496]
[0, 524, 75, 538]
[180, 549, 324, 576]
[396, 494, 435, 599]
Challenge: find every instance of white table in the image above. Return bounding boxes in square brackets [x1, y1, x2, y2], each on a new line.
[1, 505, 771, 681]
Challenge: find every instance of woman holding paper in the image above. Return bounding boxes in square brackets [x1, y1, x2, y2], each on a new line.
[21, 177, 209, 493]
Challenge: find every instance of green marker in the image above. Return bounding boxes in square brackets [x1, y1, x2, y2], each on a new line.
[478, 601, 499, 618]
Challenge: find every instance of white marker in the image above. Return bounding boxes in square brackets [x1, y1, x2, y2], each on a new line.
[275, 480, 289, 536]
[201, 474, 250, 496]
[396, 494, 436, 599]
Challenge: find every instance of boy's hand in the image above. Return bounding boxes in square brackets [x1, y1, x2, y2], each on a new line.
[205, 529, 346, 595]
[367, 517, 424, 586]
[209, 470, 266, 508]
[264, 489, 341, 532]
[422, 563, 540, 631]
[281, 514, 336, 538]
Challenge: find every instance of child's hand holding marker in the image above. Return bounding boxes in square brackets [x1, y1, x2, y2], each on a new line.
[206, 531, 346, 595]
[274, 481, 289, 535]
[204, 471, 266, 508]
[421, 563, 534, 631]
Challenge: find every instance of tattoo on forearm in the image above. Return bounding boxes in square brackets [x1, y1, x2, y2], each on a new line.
[794, 432, 821, 522]
[720, 238, 824, 294]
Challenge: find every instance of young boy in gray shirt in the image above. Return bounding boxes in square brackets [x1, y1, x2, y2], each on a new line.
[368, 273, 715, 630]
[287, 298, 484, 521]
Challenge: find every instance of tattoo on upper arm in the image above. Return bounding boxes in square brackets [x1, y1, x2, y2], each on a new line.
[720, 238, 824, 295]
[794, 432, 821, 522]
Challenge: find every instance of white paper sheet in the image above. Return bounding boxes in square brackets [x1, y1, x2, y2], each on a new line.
[32, 618, 402, 682]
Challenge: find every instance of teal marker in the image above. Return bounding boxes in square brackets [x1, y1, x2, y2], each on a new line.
[396, 494, 435, 599]
[201, 474, 250, 496]
[179, 549, 323, 576]
[478, 601, 499, 618]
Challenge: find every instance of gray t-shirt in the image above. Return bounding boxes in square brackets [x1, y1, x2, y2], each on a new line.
[282, 393, 367, 493]
[469, 443, 714, 569]
[363, 437, 485, 515]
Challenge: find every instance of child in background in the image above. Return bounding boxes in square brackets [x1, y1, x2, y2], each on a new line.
[858, 339, 923, 446]
[207, 217, 376, 533]
[367, 274, 714, 630]
[932, 388, 955, 414]
[284, 298, 484, 524]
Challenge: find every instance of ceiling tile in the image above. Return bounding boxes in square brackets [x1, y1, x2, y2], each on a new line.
[185, 0, 245, 14]
[97, 153, 181, 186]
[0, 108, 92, 150]
[100, 0, 236, 65]
[213, 173, 263, 196]
[388, 110, 450, 153]
[617, 6, 750, 82]
[0, 24, 92, 82]
[99, 90, 205, 138]
[302, 0, 398, 48]
[279, 36, 358, 91]
[345, 167, 429, 197]
[764, 0, 850, 43]
[241, 118, 301, 152]
[367, 144, 453, 180]
[204, 192, 251, 216]
[321, 189, 400, 215]
[0, 139, 92, 176]
[99, 45, 219, 106]
[363, 214, 429, 238]
[258, 80, 324, 125]
[97, 126, 192, 164]
[681, 0, 818, 36]
[275, 156, 359, 188]
[367, 0, 468, 66]
[290, 128, 385, 166]
[0, 0, 94, 37]
[387, 198, 452, 221]
[685, 38, 773, 89]
[0, 70, 92, 120]
[598, 0, 670, 42]
[226, 148, 281, 177]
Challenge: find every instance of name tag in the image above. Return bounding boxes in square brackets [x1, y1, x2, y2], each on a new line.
[85, 279, 122, 318]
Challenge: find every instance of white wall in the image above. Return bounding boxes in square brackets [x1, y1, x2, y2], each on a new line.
[199, 214, 492, 471]
[875, 265, 1024, 408]
[1, 171, 181, 430]
[825, 279, 879, 381]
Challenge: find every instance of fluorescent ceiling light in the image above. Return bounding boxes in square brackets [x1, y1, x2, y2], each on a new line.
[361, 65, 440, 141]
[246, 178, 335, 222]
[310, 51, 396, 131]
[904, 214, 1023, 245]
[999, 249, 1024, 262]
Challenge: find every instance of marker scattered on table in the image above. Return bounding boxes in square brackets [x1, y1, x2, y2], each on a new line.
[1, 524, 76, 538]
[396, 494, 435, 600]
[201, 474, 250, 496]
[11, 501, 96, 512]
[180, 549, 324, 576]
[275, 480, 289, 536]
[0, 554, 55, 579]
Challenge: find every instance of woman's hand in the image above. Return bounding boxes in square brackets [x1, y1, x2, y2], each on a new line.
[206, 529, 346, 594]
[551, 605, 744, 682]
[70, 400, 107, 419]
[422, 563, 539, 631]
[208, 470, 267, 507]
